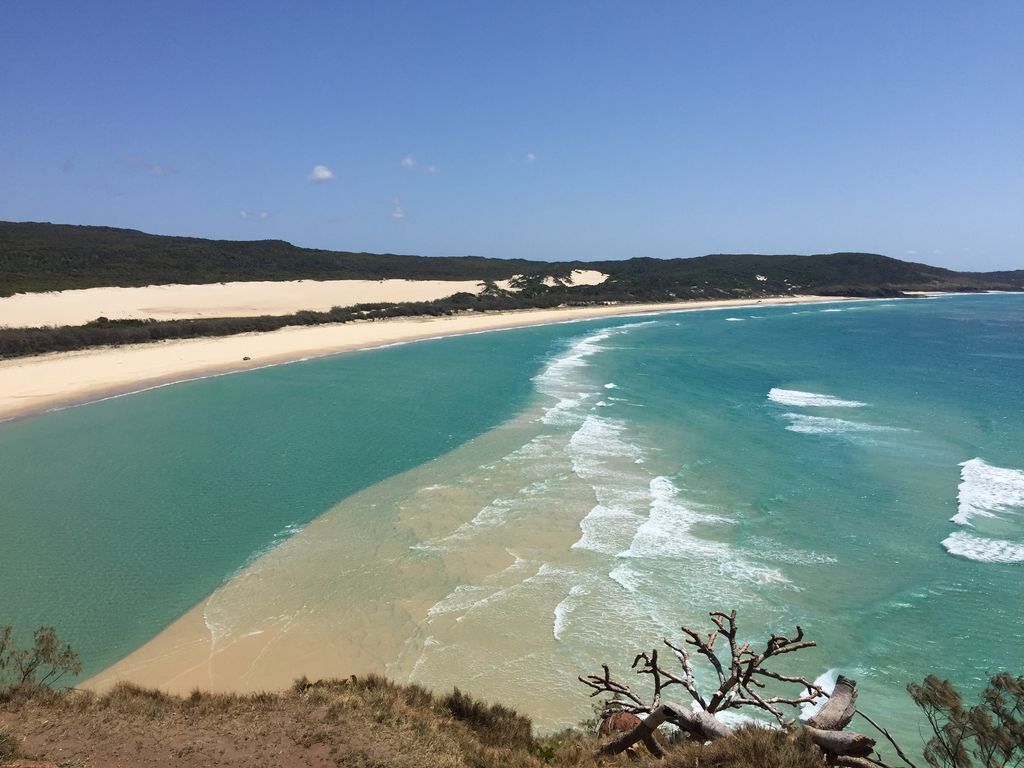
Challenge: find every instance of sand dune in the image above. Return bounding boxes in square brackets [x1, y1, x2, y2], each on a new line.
[0, 278, 490, 328]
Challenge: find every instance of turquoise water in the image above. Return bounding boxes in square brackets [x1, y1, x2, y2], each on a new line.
[0, 330, 567, 671]
[2, 294, 1022, 747]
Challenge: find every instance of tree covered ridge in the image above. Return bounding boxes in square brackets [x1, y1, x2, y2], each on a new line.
[2, 220, 1022, 298]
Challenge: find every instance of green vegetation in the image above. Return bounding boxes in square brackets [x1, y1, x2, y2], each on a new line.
[2, 221, 1022, 359]
[0, 625, 81, 688]
[0, 292, 592, 359]
[2, 220, 1021, 299]
[909, 674, 1024, 768]
[0, 221, 557, 295]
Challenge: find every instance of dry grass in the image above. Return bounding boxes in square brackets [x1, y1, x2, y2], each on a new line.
[0, 679, 828, 768]
[0, 723, 20, 761]
[663, 726, 827, 768]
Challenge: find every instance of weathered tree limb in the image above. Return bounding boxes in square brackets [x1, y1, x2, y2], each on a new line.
[580, 609, 911, 767]
[578, 664, 647, 710]
[854, 708, 920, 768]
[831, 757, 892, 768]
[599, 711, 666, 758]
[597, 702, 734, 756]
[808, 675, 859, 730]
[800, 725, 876, 757]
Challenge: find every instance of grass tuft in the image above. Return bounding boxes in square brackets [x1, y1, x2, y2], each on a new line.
[663, 725, 826, 768]
[0, 722, 20, 760]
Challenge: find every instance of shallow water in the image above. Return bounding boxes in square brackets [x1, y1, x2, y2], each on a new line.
[3, 294, 1023, 747]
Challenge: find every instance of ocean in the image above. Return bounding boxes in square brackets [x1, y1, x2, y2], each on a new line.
[2, 293, 1022, 746]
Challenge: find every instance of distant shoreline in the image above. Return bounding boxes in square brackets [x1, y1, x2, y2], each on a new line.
[0, 295, 847, 424]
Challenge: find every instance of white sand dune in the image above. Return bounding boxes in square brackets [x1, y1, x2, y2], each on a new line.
[0, 278, 488, 328]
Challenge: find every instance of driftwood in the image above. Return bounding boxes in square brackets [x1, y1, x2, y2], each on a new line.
[599, 711, 665, 758]
[581, 610, 910, 768]
[807, 675, 858, 730]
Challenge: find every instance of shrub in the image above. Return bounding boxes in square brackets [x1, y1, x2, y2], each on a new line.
[909, 672, 1024, 768]
[0, 625, 82, 688]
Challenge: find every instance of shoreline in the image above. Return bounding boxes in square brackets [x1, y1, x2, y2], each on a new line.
[0, 296, 847, 423]
[78, 293, 853, 703]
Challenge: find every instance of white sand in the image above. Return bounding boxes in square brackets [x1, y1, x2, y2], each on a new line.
[496, 269, 608, 291]
[0, 278, 489, 328]
[0, 296, 844, 423]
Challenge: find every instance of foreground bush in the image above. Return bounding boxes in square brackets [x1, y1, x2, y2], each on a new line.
[0, 625, 81, 688]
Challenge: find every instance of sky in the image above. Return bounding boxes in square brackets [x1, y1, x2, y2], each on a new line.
[1, 2, 1021, 270]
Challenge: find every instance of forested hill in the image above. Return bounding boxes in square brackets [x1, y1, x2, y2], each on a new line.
[1, 220, 1022, 299]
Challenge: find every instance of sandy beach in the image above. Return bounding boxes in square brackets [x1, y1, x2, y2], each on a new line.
[0, 296, 843, 423]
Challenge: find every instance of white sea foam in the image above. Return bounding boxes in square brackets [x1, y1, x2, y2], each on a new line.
[552, 585, 586, 640]
[726, 317, 744, 322]
[572, 504, 645, 553]
[620, 476, 730, 559]
[748, 537, 838, 566]
[534, 329, 612, 425]
[604, 382, 618, 389]
[534, 323, 653, 426]
[719, 560, 794, 587]
[941, 459, 1024, 563]
[567, 415, 644, 478]
[941, 532, 1024, 564]
[783, 413, 901, 435]
[427, 557, 540, 619]
[952, 458, 1024, 526]
[767, 388, 866, 408]
[427, 584, 493, 616]
[608, 563, 644, 593]
[566, 415, 651, 553]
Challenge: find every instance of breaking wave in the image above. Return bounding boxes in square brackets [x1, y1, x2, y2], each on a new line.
[768, 388, 866, 408]
[943, 459, 1024, 563]
[783, 414, 902, 435]
[952, 458, 1024, 526]
[941, 532, 1024, 564]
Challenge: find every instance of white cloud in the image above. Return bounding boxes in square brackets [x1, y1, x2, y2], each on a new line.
[307, 164, 336, 182]
[525, 152, 536, 164]
[390, 198, 406, 219]
[401, 154, 416, 169]
[240, 210, 270, 221]
[425, 163, 439, 174]
[123, 155, 176, 176]
[905, 249, 918, 255]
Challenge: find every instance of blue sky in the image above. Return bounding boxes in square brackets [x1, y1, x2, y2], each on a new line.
[1, 2, 1021, 269]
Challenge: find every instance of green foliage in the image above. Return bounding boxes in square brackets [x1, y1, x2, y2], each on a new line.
[3, 221, 1023, 361]
[0, 625, 82, 688]
[3, 221, 1022, 299]
[908, 673, 1024, 768]
[0, 221, 549, 295]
